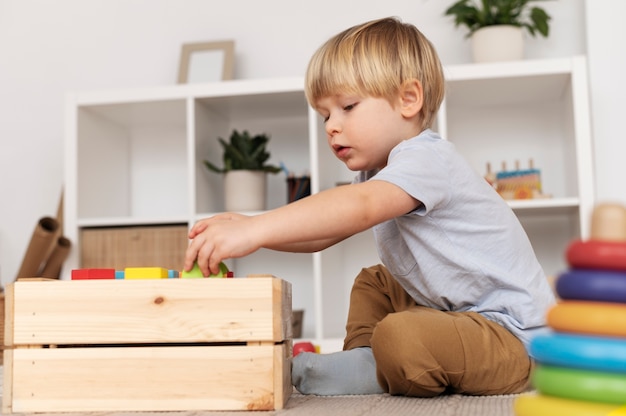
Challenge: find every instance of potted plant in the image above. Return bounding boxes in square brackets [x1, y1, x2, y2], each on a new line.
[444, 0, 551, 63]
[204, 129, 281, 212]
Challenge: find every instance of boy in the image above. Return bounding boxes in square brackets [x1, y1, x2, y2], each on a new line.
[184, 17, 555, 397]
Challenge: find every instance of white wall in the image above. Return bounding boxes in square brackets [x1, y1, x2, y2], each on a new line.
[0, 0, 585, 286]
[585, 0, 626, 205]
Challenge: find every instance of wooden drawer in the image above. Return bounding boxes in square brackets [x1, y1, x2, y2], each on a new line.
[80, 225, 188, 271]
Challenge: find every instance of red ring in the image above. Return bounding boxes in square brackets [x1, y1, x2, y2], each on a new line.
[566, 239, 626, 271]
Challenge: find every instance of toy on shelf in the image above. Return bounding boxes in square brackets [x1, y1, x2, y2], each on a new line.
[515, 203, 626, 415]
[485, 159, 549, 200]
[71, 262, 233, 280]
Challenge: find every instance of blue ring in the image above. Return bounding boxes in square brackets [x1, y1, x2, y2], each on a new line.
[557, 269, 626, 303]
[530, 332, 626, 373]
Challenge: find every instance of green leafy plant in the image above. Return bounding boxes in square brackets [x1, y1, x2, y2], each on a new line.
[444, 0, 551, 38]
[203, 129, 282, 174]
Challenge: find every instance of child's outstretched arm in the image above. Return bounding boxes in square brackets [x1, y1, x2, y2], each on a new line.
[184, 179, 418, 276]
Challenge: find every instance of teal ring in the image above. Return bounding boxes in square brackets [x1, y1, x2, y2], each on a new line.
[530, 332, 626, 373]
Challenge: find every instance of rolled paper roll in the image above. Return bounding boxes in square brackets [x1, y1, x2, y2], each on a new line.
[514, 394, 625, 416]
[40, 236, 72, 279]
[533, 365, 626, 405]
[530, 332, 626, 373]
[556, 269, 626, 304]
[547, 301, 626, 337]
[16, 217, 59, 279]
[591, 203, 626, 241]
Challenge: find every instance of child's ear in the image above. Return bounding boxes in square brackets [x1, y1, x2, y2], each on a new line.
[399, 79, 423, 118]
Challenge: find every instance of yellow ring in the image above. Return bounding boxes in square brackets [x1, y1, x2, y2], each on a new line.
[515, 394, 625, 416]
[547, 301, 626, 337]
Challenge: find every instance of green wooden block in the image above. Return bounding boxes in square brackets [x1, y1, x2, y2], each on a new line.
[181, 262, 229, 278]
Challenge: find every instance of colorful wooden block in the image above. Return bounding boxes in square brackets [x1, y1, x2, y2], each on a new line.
[181, 262, 230, 278]
[71, 268, 116, 280]
[2, 278, 293, 413]
[124, 267, 169, 279]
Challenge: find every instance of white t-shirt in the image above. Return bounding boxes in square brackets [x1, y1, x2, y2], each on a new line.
[355, 129, 555, 348]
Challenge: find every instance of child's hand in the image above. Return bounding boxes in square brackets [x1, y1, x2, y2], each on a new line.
[183, 212, 259, 277]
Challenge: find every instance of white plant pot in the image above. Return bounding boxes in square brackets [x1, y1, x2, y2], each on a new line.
[471, 25, 524, 63]
[223, 170, 267, 212]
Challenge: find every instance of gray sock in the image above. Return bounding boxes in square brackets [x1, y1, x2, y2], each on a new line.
[292, 347, 384, 395]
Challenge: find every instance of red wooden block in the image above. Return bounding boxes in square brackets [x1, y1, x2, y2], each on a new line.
[71, 268, 116, 280]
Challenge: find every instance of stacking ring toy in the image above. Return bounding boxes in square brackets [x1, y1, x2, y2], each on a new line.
[514, 394, 626, 416]
[547, 301, 626, 337]
[533, 365, 626, 405]
[530, 332, 626, 373]
[556, 269, 626, 303]
[567, 239, 626, 271]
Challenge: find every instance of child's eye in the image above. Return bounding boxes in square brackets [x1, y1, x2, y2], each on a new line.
[344, 103, 357, 111]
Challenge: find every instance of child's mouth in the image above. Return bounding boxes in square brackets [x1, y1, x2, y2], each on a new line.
[334, 145, 350, 158]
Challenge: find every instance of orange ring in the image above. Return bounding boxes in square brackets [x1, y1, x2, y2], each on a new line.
[567, 239, 626, 271]
[547, 301, 626, 337]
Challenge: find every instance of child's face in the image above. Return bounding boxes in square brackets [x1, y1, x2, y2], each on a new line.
[315, 93, 417, 171]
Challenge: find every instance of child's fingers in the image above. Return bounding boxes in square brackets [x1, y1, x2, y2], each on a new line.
[183, 232, 208, 272]
[197, 250, 219, 277]
[183, 243, 199, 272]
[188, 221, 209, 239]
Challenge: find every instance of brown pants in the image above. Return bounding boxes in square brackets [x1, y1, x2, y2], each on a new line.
[344, 265, 533, 397]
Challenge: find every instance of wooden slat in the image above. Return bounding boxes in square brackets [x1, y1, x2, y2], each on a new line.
[0, 292, 5, 364]
[276, 339, 293, 408]
[276, 276, 293, 341]
[2, 349, 14, 414]
[7, 344, 290, 412]
[8, 278, 291, 345]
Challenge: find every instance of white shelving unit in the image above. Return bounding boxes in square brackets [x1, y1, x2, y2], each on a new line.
[64, 56, 594, 344]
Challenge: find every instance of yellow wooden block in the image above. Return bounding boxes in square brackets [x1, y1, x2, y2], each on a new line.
[2, 278, 293, 413]
[124, 267, 169, 279]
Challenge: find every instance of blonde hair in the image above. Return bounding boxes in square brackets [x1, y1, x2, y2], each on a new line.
[305, 17, 445, 129]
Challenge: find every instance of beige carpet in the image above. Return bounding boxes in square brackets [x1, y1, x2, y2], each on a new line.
[1, 366, 519, 415]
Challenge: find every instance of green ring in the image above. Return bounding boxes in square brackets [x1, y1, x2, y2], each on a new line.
[533, 365, 626, 405]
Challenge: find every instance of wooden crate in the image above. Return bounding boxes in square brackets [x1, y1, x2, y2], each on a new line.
[2, 277, 292, 413]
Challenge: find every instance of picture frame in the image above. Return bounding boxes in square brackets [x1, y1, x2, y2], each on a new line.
[177, 40, 235, 84]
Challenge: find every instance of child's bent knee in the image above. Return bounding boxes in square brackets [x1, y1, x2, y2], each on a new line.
[371, 312, 413, 356]
[371, 313, 438, 395]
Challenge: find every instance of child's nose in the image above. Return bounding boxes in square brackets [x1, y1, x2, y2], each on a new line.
[325, 116, 341, 136]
